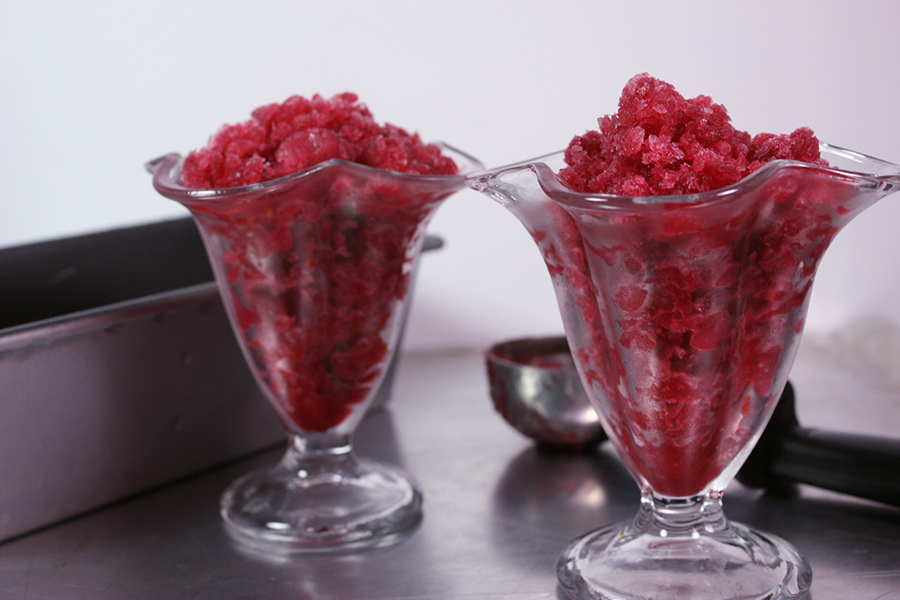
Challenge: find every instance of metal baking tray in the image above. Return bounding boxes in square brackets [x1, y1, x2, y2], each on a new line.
[0, 218, 438, 543]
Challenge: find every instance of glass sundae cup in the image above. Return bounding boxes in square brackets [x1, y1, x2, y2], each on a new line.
[148, 144, 481, 554]
[469, 144, 900, 599]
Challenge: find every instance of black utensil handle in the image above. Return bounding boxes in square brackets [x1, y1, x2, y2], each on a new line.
[771, 427, 900, 507]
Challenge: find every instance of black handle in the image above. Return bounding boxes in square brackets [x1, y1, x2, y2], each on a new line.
[738, 382, 900, 507]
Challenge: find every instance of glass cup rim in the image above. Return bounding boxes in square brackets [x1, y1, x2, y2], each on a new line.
[147, 141, 484, 203]
[473, 142, 900, 213]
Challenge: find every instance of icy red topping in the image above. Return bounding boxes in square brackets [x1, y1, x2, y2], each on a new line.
[180, 94, 461, 433]
[181, 92, 457, 189]
[559, 74, 825, 196]
[533, 75, 850, 496]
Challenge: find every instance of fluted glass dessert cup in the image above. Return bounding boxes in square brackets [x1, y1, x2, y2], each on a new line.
[469, 144, 900, 599]
[148, 144, 481, 555]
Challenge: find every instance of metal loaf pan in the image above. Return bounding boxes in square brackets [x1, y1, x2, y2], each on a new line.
[0, 218, 435, 543]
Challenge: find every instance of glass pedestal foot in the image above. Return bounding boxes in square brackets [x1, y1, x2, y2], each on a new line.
[220, 444, 422, 556]
[557, 496, 811, 600]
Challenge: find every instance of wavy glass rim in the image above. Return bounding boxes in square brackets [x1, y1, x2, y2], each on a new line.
[478, 143, 900, 213]
[147, 142, 484, 202]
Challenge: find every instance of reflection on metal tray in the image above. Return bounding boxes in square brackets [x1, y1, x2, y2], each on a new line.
[0, 218, 440, 543]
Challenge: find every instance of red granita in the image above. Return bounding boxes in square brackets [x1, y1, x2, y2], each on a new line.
[179, 94, 460, 433]
[542, 74, 847, 496]
[559, 74, 825, 196]
[182, 92, 457, 188]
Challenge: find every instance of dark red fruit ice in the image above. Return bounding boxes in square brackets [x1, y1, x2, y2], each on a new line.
[559, 74, 825, 196]
[181, 94, 458, 433]
[182, 92, 457, 189]
[544, 75, 848, 496]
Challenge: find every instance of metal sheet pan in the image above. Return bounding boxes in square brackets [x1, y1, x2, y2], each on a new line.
[0, 218, 438, 542]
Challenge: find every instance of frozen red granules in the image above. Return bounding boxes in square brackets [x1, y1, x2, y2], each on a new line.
[178, 94, 461, 433]
[181, 92, 457, 189]
[541, 75, 847, 496]
[559, 74, 825, 196]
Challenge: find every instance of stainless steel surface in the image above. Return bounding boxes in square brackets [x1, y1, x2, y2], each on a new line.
[0, 348, 898, 599]
[486, 336, 605, 448]
[0, 219, 439, 543]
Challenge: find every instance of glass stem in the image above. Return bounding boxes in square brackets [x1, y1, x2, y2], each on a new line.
[633, 490, 730, 539]
[280, 431, 357, 482]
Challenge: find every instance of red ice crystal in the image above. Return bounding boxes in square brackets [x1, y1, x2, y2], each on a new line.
[180, 94, 458, 433]
[182, 93, 457, 189]
[541, 75, 851, 496]
[559, 74, 826, 196]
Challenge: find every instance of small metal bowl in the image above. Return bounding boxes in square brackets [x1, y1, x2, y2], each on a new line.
[485, 336, 607, 449]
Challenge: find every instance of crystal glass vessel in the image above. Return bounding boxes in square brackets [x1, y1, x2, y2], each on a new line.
[469, 145, 900, 599]
[148, 144, 481, 554]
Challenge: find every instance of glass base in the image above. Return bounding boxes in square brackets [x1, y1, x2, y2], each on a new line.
[220, 442, 422, 556]
[557, 495, 811, 600]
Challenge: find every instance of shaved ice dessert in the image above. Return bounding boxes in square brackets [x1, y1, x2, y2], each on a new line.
[543, 74, 850, 496]
[463, 72, 900, 600]
[182, 92, 457, 187]
[559, 74, 824, 196]
[179, 93, 461, 433]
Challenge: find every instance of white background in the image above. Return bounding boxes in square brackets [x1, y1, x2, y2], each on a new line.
[3, 0, 900, 351]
